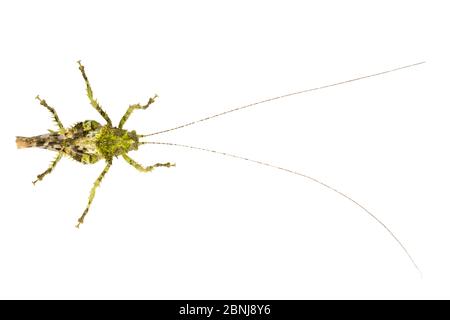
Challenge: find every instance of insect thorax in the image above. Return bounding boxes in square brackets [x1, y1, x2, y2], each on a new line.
[95, 125, 139, 161]
[63, 120, 139, 164]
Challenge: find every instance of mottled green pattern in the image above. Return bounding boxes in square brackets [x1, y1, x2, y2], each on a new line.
[16, 61, 175, 227]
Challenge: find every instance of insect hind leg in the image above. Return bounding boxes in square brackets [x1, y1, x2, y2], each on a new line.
[118, 94, 158, 129]
[32, 152, 63, 185]
[76, 161, 112, 228]
[77, 60, 112, 126]
[35, 95, 64, 130]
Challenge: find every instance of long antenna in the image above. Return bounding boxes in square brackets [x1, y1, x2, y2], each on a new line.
[141, 140, 422, 275]
[141, 61, 425, 137]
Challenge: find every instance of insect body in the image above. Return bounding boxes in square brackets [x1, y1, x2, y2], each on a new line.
[17, 60, 424, 274]
[17, 120, 136, 164]
[16, 61, 174, 227]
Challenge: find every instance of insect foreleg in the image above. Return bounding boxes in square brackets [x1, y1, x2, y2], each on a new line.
[77, 60, 112, 126]
[32, 152, 63, 185]
[122, 154, 175, 172]
[35, 95, 64, 130]
[76, 161, 112, 228]
[118, 94, 158, 129]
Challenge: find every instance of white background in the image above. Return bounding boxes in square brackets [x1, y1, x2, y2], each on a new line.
[0, 0, 448, 299]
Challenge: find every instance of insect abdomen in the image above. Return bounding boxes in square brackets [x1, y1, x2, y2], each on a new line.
[16, 134, 64, 151]
[16, 136, 35, 149]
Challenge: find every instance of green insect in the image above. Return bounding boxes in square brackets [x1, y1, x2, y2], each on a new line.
[16, 60, 424, 274]
[16, 61, 175, 228]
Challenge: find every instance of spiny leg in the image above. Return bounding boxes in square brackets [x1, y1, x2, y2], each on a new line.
[122, 154, 175, 172]
[76, 162, 112, 228]
[77, 60, 112, 126]
[35, 95, 64, 130]
[118, 94, 158, 129]
[32, 152, 63, 185]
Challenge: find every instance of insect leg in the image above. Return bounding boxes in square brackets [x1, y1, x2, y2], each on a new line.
[32, 152, 63, 185]
[118, 94, 158, 129]
[35, 95, 64, 130]
[122, 154, 175, 172]
[76, 161, 112, 228]
[77, 60, 112, 126]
